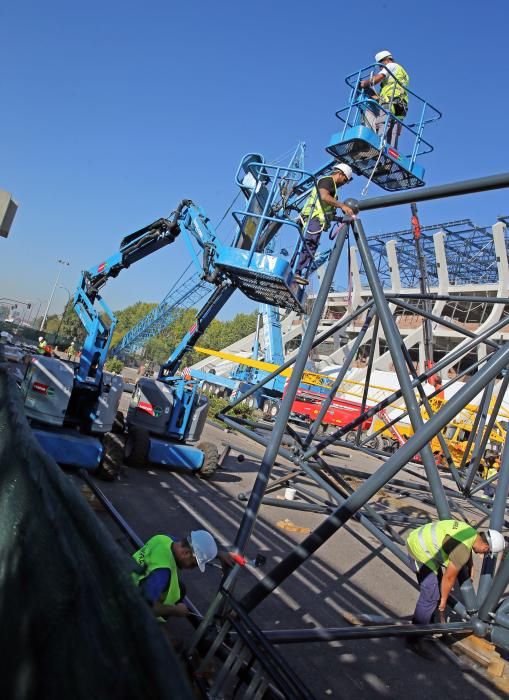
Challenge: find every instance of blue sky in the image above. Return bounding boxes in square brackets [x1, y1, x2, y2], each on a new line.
[1, 0, 508, 321]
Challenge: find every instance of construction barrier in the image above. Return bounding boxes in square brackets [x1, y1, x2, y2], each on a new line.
[0, 366, 193, 700]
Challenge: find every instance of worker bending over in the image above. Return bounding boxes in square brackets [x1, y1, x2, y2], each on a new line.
[406, 519, 505, 625]
[133, 530, 227, 618]
[293, 163, 354, 285]
[360, 50, 409, 149]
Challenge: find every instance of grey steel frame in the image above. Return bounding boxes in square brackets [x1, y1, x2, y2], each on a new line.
[186, 173, 509, 697]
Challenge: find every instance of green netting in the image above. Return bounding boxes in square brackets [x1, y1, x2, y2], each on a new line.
[0, 366, 193, 700]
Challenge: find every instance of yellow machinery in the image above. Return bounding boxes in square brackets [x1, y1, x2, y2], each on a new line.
[193, 346, 508, 466]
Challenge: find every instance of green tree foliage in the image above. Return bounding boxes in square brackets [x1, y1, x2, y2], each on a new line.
[105, 357, 124, 374]
[60, 300, 86, 343]
[40, 295, 258, 372]
[143, 309, 258, 367]
[110, 302, 157, 348]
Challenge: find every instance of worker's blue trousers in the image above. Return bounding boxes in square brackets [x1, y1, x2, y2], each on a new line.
[413, 565, 441, 624]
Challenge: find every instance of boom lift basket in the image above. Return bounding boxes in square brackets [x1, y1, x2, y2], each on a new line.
[327, 64, 441, 191]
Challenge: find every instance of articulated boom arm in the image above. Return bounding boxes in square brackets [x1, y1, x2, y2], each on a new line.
[159, 282, 235, 380]
[74, 201, 204, 386]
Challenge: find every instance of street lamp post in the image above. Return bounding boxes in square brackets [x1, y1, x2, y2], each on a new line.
[40, 259, 70, 332]
[54, 285, 72, 347]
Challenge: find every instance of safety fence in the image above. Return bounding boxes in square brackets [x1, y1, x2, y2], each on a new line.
[0, 366, 192, 700]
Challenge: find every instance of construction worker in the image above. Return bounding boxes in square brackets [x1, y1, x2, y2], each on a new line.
[132, 530, 222, 618]
[37, 336, 48, 354]
[293, 163, 354, 284]
[481, 454, 499, 498]
[360, 50, 409, 149]
[406, 520, 505, 626]
[66, 341, 75, 360]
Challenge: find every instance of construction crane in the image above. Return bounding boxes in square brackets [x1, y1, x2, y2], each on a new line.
[110, 272, 212, 358]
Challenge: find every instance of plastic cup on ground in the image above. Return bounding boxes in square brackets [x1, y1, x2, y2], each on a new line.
[284, 487, 297, 501]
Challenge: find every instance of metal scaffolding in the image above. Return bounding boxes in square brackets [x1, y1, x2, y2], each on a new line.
[180, 172, 509, 698]
[364, 217, 509, 288]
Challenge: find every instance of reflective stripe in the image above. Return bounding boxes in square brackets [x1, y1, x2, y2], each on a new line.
[408, 520, 478, 572]
[417, 526, 434, 560]
[417, 522, 445, 564]
[429, 522, 444, 563]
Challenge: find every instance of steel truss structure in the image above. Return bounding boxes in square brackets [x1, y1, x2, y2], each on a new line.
[364, 217, 509, 288]
[175, 172, 509, 699]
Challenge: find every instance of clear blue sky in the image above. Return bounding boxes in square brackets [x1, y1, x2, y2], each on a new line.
[1, 0, 508, 320]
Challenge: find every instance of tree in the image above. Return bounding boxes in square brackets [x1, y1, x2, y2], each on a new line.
[60, 300, 86, 343]
[105, 357, 124, 374]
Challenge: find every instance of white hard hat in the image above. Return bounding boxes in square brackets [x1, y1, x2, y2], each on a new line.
[375, 50, 392, 63]
[333, 163, 353, 181]
[38, 336, 43, 342]
[189, 530, 218, 572]
[486, 529, 505, 554]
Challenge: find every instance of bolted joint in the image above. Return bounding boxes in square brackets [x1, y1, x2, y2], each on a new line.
[343, 198, 360, 215]
[470, 616, 489, 638]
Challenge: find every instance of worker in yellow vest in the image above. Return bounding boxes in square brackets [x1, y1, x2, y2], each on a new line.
[360, 50, 409, 149]
[406, 520, 505, 626]
[293, 163, 354, 285]
[132, 530, 219, 618]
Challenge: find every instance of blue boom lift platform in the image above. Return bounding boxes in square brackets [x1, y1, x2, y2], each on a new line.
[327, 63, 441, 191]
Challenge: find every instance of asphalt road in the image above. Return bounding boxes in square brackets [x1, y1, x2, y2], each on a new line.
[83, 416, 505, 700]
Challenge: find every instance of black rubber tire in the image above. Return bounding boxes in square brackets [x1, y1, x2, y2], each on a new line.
[364, 433, 382, 451]
[269, 402, 279, 418]
[124, 427, 150, 468]
[344, 430, 358, 444]
[197, 441, 219, 478]
[111, 410, 125, 435]
[96, 431, 125, 481]
[202, 382, 210, 393]
[246, 396, 256, 410]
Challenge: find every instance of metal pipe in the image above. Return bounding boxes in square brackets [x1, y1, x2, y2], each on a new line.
[478, 550, 509, 622]
[478, 430, 509, 605]
[357, 172, 509, 212]
[262, 621, 473, 644]
[399, 342, 462, 489]
[303, 310, 509, 462]
[241, 340, 509, 613]
[233, 223, 350, 555]
[302, 308, 375, 447]
[461, 380, 494, 489]
[223, 299, 373, 414]
[352, 216, 450, 519]
[392, 296, 501, 351]
[356, 314, 379, 445]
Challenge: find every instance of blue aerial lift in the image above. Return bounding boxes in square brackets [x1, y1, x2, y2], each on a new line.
[21, 183, 310, 477]
[21, 67, 440, 477]
[327, 62, 441, 191]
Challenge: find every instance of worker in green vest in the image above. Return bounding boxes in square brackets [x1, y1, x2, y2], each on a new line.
[406, 520, 505, 626]
[293, 163, 354, 285]
[360, 50, 409, 149]
[132, 530, 219, 618]
[37, 336, 48, 354]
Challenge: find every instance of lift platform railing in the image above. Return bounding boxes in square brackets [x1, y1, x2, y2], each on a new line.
[233, 157, 344, 280]
[337, 64, 442, 169]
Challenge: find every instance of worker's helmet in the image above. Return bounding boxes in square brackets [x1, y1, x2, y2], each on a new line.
[38, 336, 44, 342]
[333, 163, 353, 181]
[375, 50, 392, 63]
[486, 529, 506, 554]
[189, 530, 218, 572]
